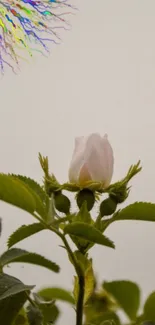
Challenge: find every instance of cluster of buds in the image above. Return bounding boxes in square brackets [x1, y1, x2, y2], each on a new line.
[39, 133, 141, 226]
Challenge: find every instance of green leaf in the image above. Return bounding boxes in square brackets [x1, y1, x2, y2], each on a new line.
[0, 273, 34, 325]
[33, 295, 60, 325]
[64, 222, 115, 248]
[84, 291, 117, 324]
[11, 175, 47, 204]
[73, 254, 95, 305]
[87, 311, 121, 325]
[73, 276, 79, 305]
[37, 287, 74, 304]
[0, 274, 34, 301]
[70, 235, 90, 252]
[74, 202, 92, 224]
[27, 301, 59, 325]
[31, 291, 60, 324]
[7, 223, 45, 248]
[114, 202, 155, 222]
[107, 161, 142, 194]
[103, 280, 140, 320]
[27, 305, 43, 325]
[39, 303, 59, 324]
[70, 206, 92, 251]
[84, 259, 95, 304]
[0, 248, 60, 273]
[62, 182, 80, 192]
[0, 174, 36, 214]
[143, 292, 155, 321]
[73, 251, 90, 272]
[12, 308, 29, 325]
[11, 175, 49, 219]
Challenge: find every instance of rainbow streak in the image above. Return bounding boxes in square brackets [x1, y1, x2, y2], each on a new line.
[0, 0, 75, 73]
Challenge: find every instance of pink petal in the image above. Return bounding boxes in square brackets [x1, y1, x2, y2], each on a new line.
[84, 133, 106, 182]
[101, 134, 114, 186]
[79, 163, 92, 183]
[68, 136, 87, 183]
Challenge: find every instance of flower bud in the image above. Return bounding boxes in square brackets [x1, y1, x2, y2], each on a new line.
[54, 191, 70, 214]
[100, 197, 117, 217]
[110, 185, 129, 204]
[68, 133, 114, 188]
[76, 189, 95, 211]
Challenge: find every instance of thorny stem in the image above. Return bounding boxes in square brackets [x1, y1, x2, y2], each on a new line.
[51, 230, 85, 325]
[76, 274, 85, 325]
[48, 227, 85, 325]
[33, 212, 85, 325]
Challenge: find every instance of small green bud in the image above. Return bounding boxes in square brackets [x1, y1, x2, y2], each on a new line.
[110, 185, 129, 203]
[77, 189, 95, 211]
[100, 197, 117, 217]
[27, 305, 43, 325]
[54, 191, 70, 214]
[45, 175, 60, 195]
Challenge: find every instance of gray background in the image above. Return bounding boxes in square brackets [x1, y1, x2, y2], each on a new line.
[1, 0, 155, 323]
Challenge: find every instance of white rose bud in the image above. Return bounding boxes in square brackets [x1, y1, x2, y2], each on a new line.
[68, 133, 114, 188]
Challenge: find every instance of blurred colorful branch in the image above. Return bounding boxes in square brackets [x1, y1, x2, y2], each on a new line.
[0, 0, 75, 73]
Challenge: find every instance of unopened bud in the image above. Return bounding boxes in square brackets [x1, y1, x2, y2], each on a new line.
[76, 189, 95, 211]
[100, 197, 117, 217]
[110, 185, 129, 203]
[54, 191, 70, 214]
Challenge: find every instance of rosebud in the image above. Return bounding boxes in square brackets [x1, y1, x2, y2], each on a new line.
[68, 133, 114, 188]
[77, 189, 95, 211]
[110, 185, 129, 203]
[100, 197, 117, 217]
[54, 191, 70, 214]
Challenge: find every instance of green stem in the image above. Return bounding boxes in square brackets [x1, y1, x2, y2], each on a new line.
[95, 211, 120, 233]
[33, 213, 82, 277]
[26, 292, 38, 308]
[49, 228, 85, 325]
[101, 211, 120, 232]
[76, 274, 85, 325]
[33, 213, 85, 325]
[60, 234, 82, 275]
